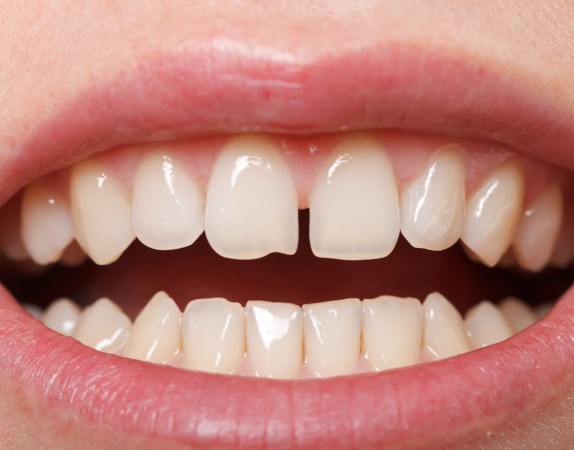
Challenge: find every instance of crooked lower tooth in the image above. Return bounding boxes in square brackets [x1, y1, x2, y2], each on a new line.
[182, 298, 245, 373]
[309, 135, 400, 260]
[73, 298, 132, 354]
[498, 297, 537, 333]
[43, 298, 81, 336]
[131, 152, 204, 251]
[400, 147, 465, 251]
[303, 299, 361, 377]
[70, 160, 135, 265]
[362, 296, 423, 370]
[205, 135, 298, 259]
[123, 292, 181, 363]
[465, 301, 513, 349]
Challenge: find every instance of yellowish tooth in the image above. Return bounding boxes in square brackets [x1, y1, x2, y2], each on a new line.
[70, 160, 135, 265]
[498, 297, 537, 333]
[43, 298, 81, 336]
[461, 163, 525, 267]
[309, 135, 400, 260]
[550, 205, 574, 268]
[465, 301, 513, 349]
[123, 292, 181, 363]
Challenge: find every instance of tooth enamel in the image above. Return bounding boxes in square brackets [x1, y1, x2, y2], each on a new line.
[123, 291, 181, 363]
[182, 298, 245, 373]
[498, 297, 537, 333]
[400, 147, 465, 251]
[245, 300, 303, 379]
[422, 292, 471, 360]
[70, 160, 135, 265]
[303, 298, 361, 377]
[465, 301, 513, 349]
[205, 135, 298, 259]
[309, 136, 400, 259]
[73, 298, 132, 354]
[513, 184, 563, 272]
[461, 163, 525, 267]
[550, 205, 574, 268]
[362, 296, 423, 370]
[0, 198, 28, 261]
[131, 152, 204, 251]
[20, 182, 74, 265]
[42, 298, 81, 336]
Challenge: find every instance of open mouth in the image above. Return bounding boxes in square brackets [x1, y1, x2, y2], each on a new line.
[1, 40, 574, 448]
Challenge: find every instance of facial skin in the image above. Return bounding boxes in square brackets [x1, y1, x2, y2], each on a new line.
[1, 1, 574, 448]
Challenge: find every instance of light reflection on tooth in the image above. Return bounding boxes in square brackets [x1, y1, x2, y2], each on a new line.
[43, 298, 81, 336]
[465, 301, 513, 349]
[498, 297, 537, 333]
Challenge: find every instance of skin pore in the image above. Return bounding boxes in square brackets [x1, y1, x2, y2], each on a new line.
[1, 1, 574, 448]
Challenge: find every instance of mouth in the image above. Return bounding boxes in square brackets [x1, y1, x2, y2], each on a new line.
[1, 42, 573, 449]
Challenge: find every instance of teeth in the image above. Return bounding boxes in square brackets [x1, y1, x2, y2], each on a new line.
[498, 297, 537, 333]
[309, 135, 400, 259]
[70, 160, 135, 265]
[245, 301, 303, 379]
[303, 299, 362, 377]
[73, 298, 132, 354]
[131, 152, 204, 251]
[20, 182, 74, 265]
[123, 292, 181, 363]
[513, 184, 563, 272]
[42, 298, 81, 336]
[400, 147, 465, 251]
[422, 292, 471, 360]
[205, 135, 298, 259]
[0, 198, 28, 261]
[461, 163, 525, 267]
[550, 205, 574, 268]
[465, 301, 513, 349]
[182, 298, 245, 373]
[362, 296, 423, 370]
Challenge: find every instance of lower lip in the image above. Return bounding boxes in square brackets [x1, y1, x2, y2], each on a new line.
[1, 282, 572, 448]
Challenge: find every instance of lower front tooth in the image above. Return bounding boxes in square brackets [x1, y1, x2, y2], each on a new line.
[43, 298, 81, 336]
[498, 297, 537, 333]
[303, 299, 362, 377]
[465, 301, 513, 349]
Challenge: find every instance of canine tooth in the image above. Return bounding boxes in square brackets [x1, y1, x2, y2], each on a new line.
[401, 147, 465, 251]
[303, 299, 361, 377]
[21, 182, 74, 265]
[309, 135, 400, 259]
[131, 152, 204, 251]
[245, 301, 303, 379]
[461, 163, 524, 267]
[70, 160, 135, 265]
[123, 292, 181, 363]
[43, 298, 81, 336]
[513, 184, 563, 272]
[205, 135, 298, 259]
[182, 298, 245, 373]
[422, 292, 471, 360]
[362, 296, 423, 370]
[465, 301, 513, 349]
[499, 297, 537, 333]
[73, 298, 131, 354]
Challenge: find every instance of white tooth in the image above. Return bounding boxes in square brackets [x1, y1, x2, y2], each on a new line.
[513, 184, 563, 272]
[309, 135, 400, 259]
[303, 298, 361, 377]
[401, 147, 465, 251]
[550, 205, 574, 268]
[131, 152, 204, 251]
[20, 182, 74, 265]
[362, 296, 423, 370]
[498, 297, 537, 333]
[123, 292, 181, 363]
[73, 298, 131, 354]
[465, 301, 513, 349]
[182, 298, 245, 373]
[245, 300, 303, 379]
[422, 292, 471, 360]
[70, 160, 135, 265]
[0, 198, 28, 261]
[461, 163, 525, 267]
[205, 135, 298, 259]
[42, 298, 81, 336]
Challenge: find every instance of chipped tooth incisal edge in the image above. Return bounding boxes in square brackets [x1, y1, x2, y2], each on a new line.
[70, 160, 135, 265]
[43, 298, 81, 336]
[204, 135, 298, 259]
[309, 135, 400, 260]
[131, 151, 204, 251]
[465, 301, 513, 349]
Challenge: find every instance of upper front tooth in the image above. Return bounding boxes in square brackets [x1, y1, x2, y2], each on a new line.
[400, 147, 465, 251]
[42, 297, 81, 336]
[131, 152, 204, 251]
[309, 135, 400, 260]
[550, 204, 574, 268]
[70, 160, 135, 265]
[204, 135, 298, 259]
[464, 301, 513, 349]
